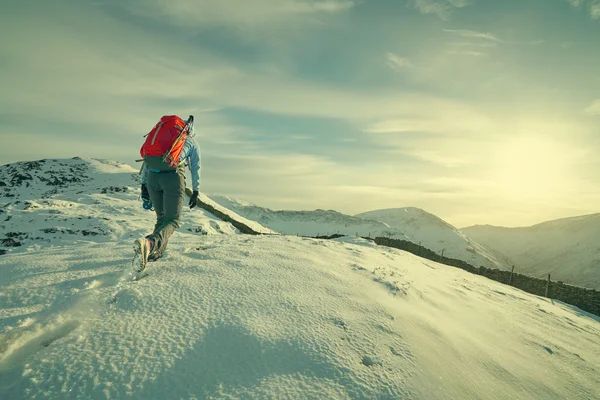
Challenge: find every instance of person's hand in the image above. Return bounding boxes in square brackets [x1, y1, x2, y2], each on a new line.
[189, 191, 199, 209]
[141, 184, 150, 201]
[141, 184, 153, 210]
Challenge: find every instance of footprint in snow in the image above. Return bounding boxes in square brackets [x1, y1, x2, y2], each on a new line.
[0, 319, 81, 370]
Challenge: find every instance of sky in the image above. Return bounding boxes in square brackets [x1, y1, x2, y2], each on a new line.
[1, 0, 599, 228]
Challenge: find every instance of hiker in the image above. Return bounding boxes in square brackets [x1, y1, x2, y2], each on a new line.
[134, 115, 201, 272]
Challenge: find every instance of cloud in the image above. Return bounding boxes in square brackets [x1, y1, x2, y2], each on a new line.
[448, 42, 498, 48]
[409, 0, 471, 19]
[363, 109, 493, 136]
[584, 100, 600, 115]
[448, 51, 486, 56]
[386, 53, 412, 70]
[118, 0, 355, 29]
[566, 0, 600, 20]
[591, 1, 600, 19]
[408, 151, 470, 167]
[444, 29, 504, 42]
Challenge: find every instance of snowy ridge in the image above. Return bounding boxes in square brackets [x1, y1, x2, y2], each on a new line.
[210, 197, 512, 270]
[356, 208, 514, 270]
[462, 214, 600, 290]
[0, 158, 270, 256]
[196, 193, 277, 235]
[0, 158, 599, 399]
[209, 195, 412, 240]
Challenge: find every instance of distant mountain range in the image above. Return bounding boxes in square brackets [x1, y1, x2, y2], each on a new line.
[209, 196, 599, 289]
[208, 195, 411, 240]
[209, 196, 512, 270]
[356, 208, 513, 270]
[462, 215, 600, 290]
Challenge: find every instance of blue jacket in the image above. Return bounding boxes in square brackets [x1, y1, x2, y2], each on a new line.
[141, 136, 201, 191]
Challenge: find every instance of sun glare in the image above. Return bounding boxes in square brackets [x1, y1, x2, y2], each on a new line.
[491, 135, 570, 200]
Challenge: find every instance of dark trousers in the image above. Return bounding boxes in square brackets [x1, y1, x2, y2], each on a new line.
[146, 169, 185, 257]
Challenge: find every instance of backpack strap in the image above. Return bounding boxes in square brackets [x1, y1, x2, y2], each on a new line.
[150, 122, 165, 146]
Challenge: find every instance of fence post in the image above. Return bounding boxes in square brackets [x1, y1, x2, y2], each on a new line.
[509, 266, 515, 286]
[545, 274, 551, 297]
[439, 249, 445, 262]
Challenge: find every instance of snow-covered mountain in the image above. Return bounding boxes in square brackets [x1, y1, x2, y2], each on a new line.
[0, 158, 272, 256]
[209, 195, 411, 240]
[462, 214, 600, 290]
[355, 208, 514, 271]
[1, 158, 600, 399]
[209, 197, 512, 270]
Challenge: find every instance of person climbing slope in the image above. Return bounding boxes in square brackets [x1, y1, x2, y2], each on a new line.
[134, 114, 201, 273]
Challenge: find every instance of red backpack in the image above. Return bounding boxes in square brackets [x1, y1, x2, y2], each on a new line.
[140, 115, 193, 171]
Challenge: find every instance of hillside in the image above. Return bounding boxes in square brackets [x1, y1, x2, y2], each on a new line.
[0, 158, 272, 256]
[0, 158, 599, 399]
[462, 214, 600, 290]
[355, 207, 514, 270]
[208, 195, 411, 240]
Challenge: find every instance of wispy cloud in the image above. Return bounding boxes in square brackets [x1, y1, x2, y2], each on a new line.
[448, 50, 486, 56]
[119, 0, 355, 28]
[448, 42, 498, 48]
[444, 29, 504, 42]
[363, 108, 493, 136]
[584, 100, 600, 115]
[409, 0, 471, 19]
[591, 1, 600, 19]
[566, 0, 600, 20]
[287, 0, 355, 13]
[386, 53, 412, 70]
[409, 150, 471, 167]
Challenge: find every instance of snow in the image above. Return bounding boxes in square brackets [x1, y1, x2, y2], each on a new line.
[1, 158, 600, 399]
[197, 193, 277, 235]
[462, 215, 600, 290]
[208, 195, 411, 241]
[208, 197, 512, 271]
[356, 208, 514, 271]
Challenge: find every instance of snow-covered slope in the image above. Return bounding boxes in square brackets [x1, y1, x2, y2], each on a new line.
[2, 232, 599, 398]
[356, 207, 514, 270]
[1, 158, 600, 399]
[197, 193, 277, 235]
[0, 158, 271, 256]
[209, 195, 411, 240]
[462, 214, 600, 290]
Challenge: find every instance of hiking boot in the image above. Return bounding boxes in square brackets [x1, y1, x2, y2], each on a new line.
[133, 238, 154, 273]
